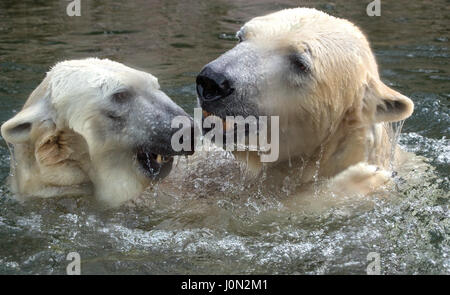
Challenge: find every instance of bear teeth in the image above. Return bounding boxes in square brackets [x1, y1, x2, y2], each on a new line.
[155, 154, 171, 164]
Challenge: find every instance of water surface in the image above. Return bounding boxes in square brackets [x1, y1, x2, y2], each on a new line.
[0, 0, 448, 274]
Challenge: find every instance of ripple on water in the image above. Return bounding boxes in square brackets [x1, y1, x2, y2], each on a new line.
[0, 145, 448, 274]
[0, 0, 448, 275]
[400, 133, 450, 165]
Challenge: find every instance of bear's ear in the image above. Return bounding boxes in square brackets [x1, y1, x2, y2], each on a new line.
[363, 75, 414, 123]
[1, 77, 53, 144]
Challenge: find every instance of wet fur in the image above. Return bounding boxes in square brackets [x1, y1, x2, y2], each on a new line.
[199, 8, 414, 197]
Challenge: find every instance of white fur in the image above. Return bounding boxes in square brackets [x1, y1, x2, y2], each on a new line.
[215, 8, 415, 196]
[1, 58, 182, 207]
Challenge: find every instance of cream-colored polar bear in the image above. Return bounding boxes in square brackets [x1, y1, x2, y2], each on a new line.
[196, 8, 414, 195]
[1, 58, 193, 207]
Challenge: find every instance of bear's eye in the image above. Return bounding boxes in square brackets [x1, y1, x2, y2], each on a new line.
[105, 111, 122, 121]
[111, 90, 133, 103]
[289, 54, 309, 73]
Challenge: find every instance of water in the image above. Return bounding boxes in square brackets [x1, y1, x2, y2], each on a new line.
[0, 0, 448, 274]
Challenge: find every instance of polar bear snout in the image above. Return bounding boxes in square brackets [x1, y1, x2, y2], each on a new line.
[134, 120, 194, 180]
[196, 66, 234, 103]
[133, 90, 195, 157]
[196, 43, 262, 121]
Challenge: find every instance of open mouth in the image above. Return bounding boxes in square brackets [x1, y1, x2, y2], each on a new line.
[136, 147, 174, 179]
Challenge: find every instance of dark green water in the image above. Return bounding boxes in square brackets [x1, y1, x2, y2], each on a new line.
[0, 0, 448, 274]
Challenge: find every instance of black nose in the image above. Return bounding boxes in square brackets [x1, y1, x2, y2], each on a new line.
[196, 66, 234, 102]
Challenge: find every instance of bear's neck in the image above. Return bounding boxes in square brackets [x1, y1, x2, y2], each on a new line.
[234, 121, 393, 184]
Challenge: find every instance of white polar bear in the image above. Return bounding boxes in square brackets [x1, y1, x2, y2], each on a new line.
[1, 58, 193, 207]
[195, 8, 414, 196]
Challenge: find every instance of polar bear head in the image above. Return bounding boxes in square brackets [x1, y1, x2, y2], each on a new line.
[196, 8, 413, 175]
[1, 58, 193, 207]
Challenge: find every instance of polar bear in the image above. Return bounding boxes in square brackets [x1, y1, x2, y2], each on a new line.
[1, 58, 193, 207]
[196, 8, 414, 195]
